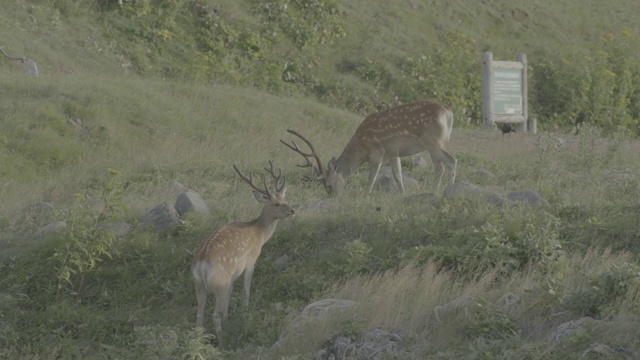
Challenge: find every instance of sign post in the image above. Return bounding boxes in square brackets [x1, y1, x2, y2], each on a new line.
[482, 52, 531, 132]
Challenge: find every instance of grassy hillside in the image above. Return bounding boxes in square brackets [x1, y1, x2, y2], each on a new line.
[1, 1, 640, 359]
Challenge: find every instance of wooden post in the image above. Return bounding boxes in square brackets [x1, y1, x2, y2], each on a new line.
[482, 52, 494, 129]
[516, 53, 528, 133]
[527, 117, 537, 134]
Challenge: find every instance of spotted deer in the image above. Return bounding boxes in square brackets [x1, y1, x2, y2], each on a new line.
[281, 100, 457, 195]
[191, 161, 295, 342]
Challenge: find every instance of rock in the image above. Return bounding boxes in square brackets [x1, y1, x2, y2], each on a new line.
[373, 166, 419, 192]
[549, 317, 595, 342]
[486, 193, 508, 208]
[442, 181, 483, 198]
[467, 169, 497, 185]
[273, 299, 357, 352]
[142, 202, 183, 232]
[174, 191, 209, 216]
[315, 328, 405, 360]
[507, 190, 549, 207]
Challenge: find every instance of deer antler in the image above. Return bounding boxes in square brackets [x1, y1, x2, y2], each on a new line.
[264, 160, 286, 194]
[233, 164, 271, 197]
[233, 161, 286, 196]
[280, 129, 326, 181]
[0, 46, 23, 61]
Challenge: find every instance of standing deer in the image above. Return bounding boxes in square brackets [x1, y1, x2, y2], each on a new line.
[191, 161, 295, 342]
[281, 100, 457, 195]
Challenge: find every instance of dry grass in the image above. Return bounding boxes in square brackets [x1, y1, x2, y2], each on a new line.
[271, 248, 640, 357]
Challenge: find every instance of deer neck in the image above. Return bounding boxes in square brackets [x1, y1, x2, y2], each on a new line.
[252, 209, 280, 244]
[336, 141, 368, 177]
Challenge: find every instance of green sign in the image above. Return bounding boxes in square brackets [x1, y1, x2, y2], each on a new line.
[493, 69, 522, 115]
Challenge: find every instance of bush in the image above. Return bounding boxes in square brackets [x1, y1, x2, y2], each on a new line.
[531, 30, 640, 135]
[399, 32, 482, 125]
[564, 262, 640, 317]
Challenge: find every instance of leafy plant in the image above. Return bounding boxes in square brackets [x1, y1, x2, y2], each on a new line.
[466, 300, 518, 340]
[328, 238, 374, 276]
[52, 169, 126, 299]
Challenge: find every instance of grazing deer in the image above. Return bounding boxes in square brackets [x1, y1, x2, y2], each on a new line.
[191, 161, 295, 342]
[281, 100, 456, 195]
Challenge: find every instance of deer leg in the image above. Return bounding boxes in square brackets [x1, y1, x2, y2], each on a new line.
[390, 157, 405, 192]
[367, 162, 383, 193]
[194, 280, 208, 329]
[243, 264, 256, 308]
[430, 152, 445, 190]
[438, 149, 457, 187]
[213, 284, 231, 342]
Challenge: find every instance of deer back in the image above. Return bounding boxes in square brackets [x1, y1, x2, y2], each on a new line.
[346, 100, 453, 157]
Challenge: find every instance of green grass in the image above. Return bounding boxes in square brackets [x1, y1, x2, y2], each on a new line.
[1, 0, 640, 359]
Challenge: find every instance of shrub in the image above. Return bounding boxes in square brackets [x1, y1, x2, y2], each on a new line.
[399, 32, 482, 125]
[52, 169, 126, 300]
[563, 262, 640, 317]
[531, 30, 640, 135]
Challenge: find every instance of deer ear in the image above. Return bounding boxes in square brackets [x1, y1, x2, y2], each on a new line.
[252, 190, 270, 203]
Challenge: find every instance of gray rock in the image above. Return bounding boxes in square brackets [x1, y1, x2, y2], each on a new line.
[486, 193, 508, 208]
[374, 166, 419, 192]
[314, 328, 404, 360]
[442, 181, 483, 198]
[467, 169, 497, 185]
[549, 317, 595, 342]
[507, 190, 549, 207]
[142, 202, 182, 232]
[273, 299, 357, 352]
[174, 191, 209, 216]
